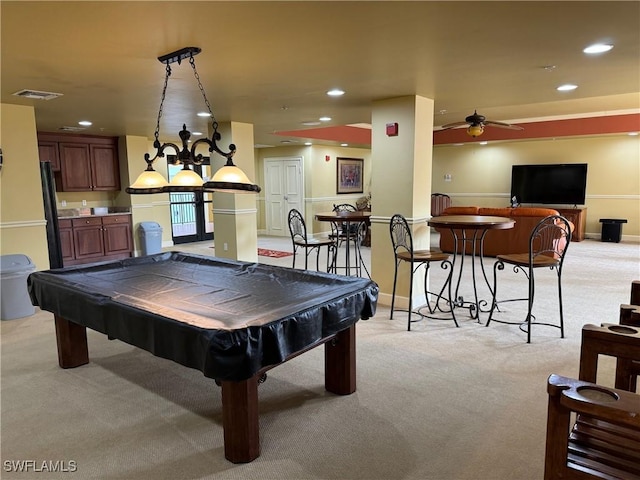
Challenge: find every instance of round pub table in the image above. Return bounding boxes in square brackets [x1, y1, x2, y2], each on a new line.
[315, 211, 371, 278]
[427, 215, 515, 321]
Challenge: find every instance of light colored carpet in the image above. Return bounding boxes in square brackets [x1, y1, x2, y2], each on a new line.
[1, 237, 638, 480]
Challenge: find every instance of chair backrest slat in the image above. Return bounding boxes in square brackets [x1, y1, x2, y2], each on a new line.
[288, 209, 307, 241]
[390, 214, 413, 254]
[530, 215, 572, 262]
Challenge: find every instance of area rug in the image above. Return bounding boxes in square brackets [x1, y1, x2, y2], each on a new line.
[257, 248, 293, 258]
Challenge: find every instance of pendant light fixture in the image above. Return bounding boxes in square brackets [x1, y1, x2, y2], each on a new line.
[127, 47, 260, 194]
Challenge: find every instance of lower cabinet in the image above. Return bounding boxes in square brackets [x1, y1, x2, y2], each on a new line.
[58, 219, 75, 264]
[60, 215, 132, 266]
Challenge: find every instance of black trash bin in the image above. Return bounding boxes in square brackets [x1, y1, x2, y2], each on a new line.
[599, 219, 627, 243]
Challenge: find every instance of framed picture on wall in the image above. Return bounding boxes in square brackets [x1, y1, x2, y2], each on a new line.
[337, 157, 364, 194]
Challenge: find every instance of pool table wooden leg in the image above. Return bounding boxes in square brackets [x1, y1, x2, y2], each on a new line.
[54, 315, 89, 368]
[325, 325, 356, 395]
[221, 374, 260, 463]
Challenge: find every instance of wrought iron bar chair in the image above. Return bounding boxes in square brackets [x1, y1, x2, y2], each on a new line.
[288, 209, 336, 272]
[486, 214, 572, 343]
[389, 214, 457, 331]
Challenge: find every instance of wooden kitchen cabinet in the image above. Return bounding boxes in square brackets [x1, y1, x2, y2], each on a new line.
[90, 144, 120, 191]
[102, 215, 133, 257]
[37, 132, 120, 192]
[61, 214, 132, 266]
[72, 217, 105, 262]
[37, 140, 60, 171]
[58, 219, 75, 263]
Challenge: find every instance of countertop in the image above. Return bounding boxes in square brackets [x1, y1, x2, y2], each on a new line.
[57, 207, 131, 219]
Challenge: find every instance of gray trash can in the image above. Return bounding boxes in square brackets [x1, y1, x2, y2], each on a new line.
[1, 254, 37, 320]
[138, 222, 163, 255]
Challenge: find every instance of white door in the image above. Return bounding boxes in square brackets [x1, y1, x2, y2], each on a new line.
[264, 157, 303, 236]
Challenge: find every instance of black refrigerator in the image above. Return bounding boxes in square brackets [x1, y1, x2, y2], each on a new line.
[39, 161, 64, 269]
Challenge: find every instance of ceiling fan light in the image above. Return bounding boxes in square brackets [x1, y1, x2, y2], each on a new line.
[467, 125, 484, 137]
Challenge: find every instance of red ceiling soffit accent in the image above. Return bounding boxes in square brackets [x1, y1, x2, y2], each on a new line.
[275, 125, 372, 145]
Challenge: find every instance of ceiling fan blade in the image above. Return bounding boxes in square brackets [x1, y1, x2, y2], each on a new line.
[440, 121, 469, 129]
[484, 120, 524, 130]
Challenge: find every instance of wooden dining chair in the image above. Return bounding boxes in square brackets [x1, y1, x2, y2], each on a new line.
[430, 193, 451, 217]
[287, 209, 336, 272]
[389, 214, 457, 331]
[617, 281, 640, 392]
[486, 214, 572, 343]
[544, 374, 640, 480]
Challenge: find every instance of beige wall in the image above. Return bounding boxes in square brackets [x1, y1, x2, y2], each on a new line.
[256, 145, 372, 234]
[431, 134, 640, 239]
[0, 104, 51, 270]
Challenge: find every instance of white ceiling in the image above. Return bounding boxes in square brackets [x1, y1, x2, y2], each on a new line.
[2, 1, 639, 149]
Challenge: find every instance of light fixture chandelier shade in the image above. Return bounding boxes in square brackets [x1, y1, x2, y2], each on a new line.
[203, 159, 262, 193]
[128, 166, 170, 194]
[170, 165, 204, 189]
[126, 47, 260, 195]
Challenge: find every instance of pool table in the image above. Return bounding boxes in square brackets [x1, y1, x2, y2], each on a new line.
[28, 252, 378, 463]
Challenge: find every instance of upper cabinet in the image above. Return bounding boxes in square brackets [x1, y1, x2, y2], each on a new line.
[37, 133, 120, 191]
[37, 140, 61, 171]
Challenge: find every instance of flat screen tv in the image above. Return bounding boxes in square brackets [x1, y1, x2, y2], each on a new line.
[510, 163, 587, 206]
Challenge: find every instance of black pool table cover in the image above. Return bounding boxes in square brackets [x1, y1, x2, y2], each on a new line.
[28, 252, 378, 381]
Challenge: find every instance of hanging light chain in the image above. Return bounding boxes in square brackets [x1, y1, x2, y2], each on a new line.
[189, 54, 217, 126]
[153, 62, 172, 145]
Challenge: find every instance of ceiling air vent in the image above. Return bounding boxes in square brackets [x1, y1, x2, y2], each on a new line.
[12, 89, 63, 100]
[58, 126, 86, 132]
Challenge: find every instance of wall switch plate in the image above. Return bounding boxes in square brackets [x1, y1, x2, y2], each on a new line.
[61, 200, 67, 207]
[82, 200, 87, 206]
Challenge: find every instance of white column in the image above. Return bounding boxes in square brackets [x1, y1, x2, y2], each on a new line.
[370, 96, 434, 308]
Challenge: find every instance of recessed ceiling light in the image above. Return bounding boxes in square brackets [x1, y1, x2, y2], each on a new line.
[197, 112, 211, 117]
[304, 142, 312, 146]
[319, 116, 332, 122]
[78, 120, 92, 126]
[327, 89, 345, 97]
[192, 131, 202, 136]
[583, 43, 613, 54]
[302, 121, 322, 126]
[340, 143, 348, 147]
[628, 132, 639, 136]
[557, 84, 578, 91]
[479, 141, 488, 145]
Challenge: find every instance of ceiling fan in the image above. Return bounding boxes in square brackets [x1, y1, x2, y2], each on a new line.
[440, 110, 524, 137]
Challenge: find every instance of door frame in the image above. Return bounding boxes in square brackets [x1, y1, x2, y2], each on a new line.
[167, 156, 214, 245]
[263, 156, 304, 236]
